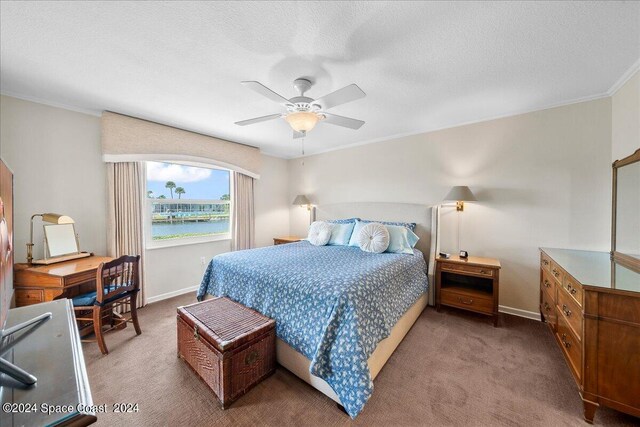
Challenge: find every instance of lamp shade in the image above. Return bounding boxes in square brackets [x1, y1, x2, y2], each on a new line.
[292, 195, 311, 206]
[443, 186, 477, 202]
[41, 213, 75, 224]
[285, 112, 320, 133]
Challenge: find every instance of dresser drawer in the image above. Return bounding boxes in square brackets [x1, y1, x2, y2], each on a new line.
[540, 252, 552, 272]
[540, 270, 555, 301]
[563, 274, 583, 307]
[15, 289, 45, 306]
[550, 261, 564, 284]
[441, 289, 494, 314]
[557, 288, 583, 338]
[441, 263, 495, 278]
[556, 315, 582, 382]
[540, 286, 557, 330]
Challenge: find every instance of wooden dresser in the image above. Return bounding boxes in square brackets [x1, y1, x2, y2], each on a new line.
[539, 248, 640, 423]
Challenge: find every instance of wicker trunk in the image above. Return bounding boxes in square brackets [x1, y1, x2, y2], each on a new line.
[177, 297, 276, 408]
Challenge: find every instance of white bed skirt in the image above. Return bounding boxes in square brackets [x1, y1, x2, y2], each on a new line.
[276, 292, 429, 404]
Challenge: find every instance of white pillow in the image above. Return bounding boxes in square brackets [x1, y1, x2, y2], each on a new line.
[357, 222, 390, 253]
[308, 221, 333, 246]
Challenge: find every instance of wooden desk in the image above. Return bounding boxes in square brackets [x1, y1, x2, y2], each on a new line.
[14, 256, 113, 307]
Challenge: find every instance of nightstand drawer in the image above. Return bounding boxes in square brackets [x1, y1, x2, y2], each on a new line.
[441, 263, 495, 278]
[273, 237, 302, 245]
[441, 289, 493, 314]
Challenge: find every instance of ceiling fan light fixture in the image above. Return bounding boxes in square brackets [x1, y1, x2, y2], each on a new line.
[285, 111, 321, 133]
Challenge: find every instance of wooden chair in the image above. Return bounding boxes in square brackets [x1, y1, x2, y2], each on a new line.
[73, 255, 142, 355]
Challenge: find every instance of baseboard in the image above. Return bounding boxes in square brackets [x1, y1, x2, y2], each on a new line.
[499, 305, 541, 322]
[146, 286, 198, 304]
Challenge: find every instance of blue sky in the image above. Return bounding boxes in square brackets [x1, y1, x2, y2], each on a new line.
[146, 162, 229, 200]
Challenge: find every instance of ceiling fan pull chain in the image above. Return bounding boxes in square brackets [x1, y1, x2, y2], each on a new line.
[301, 137, 305, 166]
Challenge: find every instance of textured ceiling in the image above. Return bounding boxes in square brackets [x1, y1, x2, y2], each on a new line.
[1, 1, 639, 158]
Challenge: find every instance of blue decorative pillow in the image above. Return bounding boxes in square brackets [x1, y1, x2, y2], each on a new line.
[328, 222, 356, 246]
[348, 220, 367, 247]
[327, 218, 359, 224]
[361, 219, 417, 232]
[385, 225, 420, 254]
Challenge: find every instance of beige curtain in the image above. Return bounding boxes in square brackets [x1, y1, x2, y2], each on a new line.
[231, 172, 255, 251]
[106, 162, 146, 308]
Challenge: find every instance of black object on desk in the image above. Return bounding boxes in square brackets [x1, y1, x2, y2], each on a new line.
[0, 299, 96, 427]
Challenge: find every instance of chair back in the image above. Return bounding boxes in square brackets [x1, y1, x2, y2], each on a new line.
[95, 255, 140, 304]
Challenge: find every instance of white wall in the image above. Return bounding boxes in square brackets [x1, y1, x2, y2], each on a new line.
[0, 95, 290, 303]
[289, 98, 613, 314]
[611, 70, 640, 161]
[0, 95, 107, 262]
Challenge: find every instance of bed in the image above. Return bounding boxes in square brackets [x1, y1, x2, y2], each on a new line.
[197, 203, 438, 417]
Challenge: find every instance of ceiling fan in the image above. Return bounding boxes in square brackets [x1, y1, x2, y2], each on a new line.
[235, 78, 366, 138]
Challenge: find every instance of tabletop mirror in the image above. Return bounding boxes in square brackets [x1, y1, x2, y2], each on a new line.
[44, 223, 80, 258]
[612, 148, 640, 272]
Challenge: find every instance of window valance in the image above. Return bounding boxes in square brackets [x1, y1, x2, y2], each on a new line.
[101, 112, 261, 178]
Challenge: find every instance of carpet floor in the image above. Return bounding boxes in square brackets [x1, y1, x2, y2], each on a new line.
[82, 293, 638, 426]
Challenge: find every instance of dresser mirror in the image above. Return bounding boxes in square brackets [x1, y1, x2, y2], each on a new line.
[612, 148, 640, 272]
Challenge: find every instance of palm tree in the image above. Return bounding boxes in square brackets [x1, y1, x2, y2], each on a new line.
[165, 181, 176, 198]
[147, 190, 154, 198]
[220, 194, 230, 200]
[175, 187, 185, 199]
[157, 195, 166, 199]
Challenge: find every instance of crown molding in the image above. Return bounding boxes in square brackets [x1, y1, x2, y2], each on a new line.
[0, 90, 102, 117]
[607, 58, 640, 96]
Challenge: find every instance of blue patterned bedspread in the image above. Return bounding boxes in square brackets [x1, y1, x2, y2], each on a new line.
[196, 241, 428, 417]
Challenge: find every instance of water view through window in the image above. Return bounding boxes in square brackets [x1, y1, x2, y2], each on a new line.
[146, 162, 230, 241]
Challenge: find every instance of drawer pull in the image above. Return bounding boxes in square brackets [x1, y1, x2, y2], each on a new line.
[544, 279, 551, 288]
[570, 288, 577, 295]
[560, 333, 572, 349]
[552, 268, 560, 277]
[562, 304, 572, 317]
[457, 297, 473, 305]
[480, 270, 487, 274]
[564, 340, 571, 349]
[194, 324, 199, 340]
[542, 259, 549, 266]
[544, 302, 551, 311]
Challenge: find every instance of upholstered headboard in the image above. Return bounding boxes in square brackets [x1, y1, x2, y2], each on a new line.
[314, 202, 439, 305]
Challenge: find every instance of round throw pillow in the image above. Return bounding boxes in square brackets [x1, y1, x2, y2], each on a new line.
[308, 221, 333, 246]
[358, 222, 390, 253]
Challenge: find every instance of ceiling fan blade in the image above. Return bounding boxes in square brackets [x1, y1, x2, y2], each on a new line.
[312, 84, 366, 110]
[293, 130, 305, 139]
[322, 113, 365, 130]
[241, 81, 292, 105]
[234, 113, 282, 126]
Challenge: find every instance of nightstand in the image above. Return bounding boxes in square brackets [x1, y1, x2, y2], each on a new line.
[273, 236, 302, 245]
[435, 255, 501, 326]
